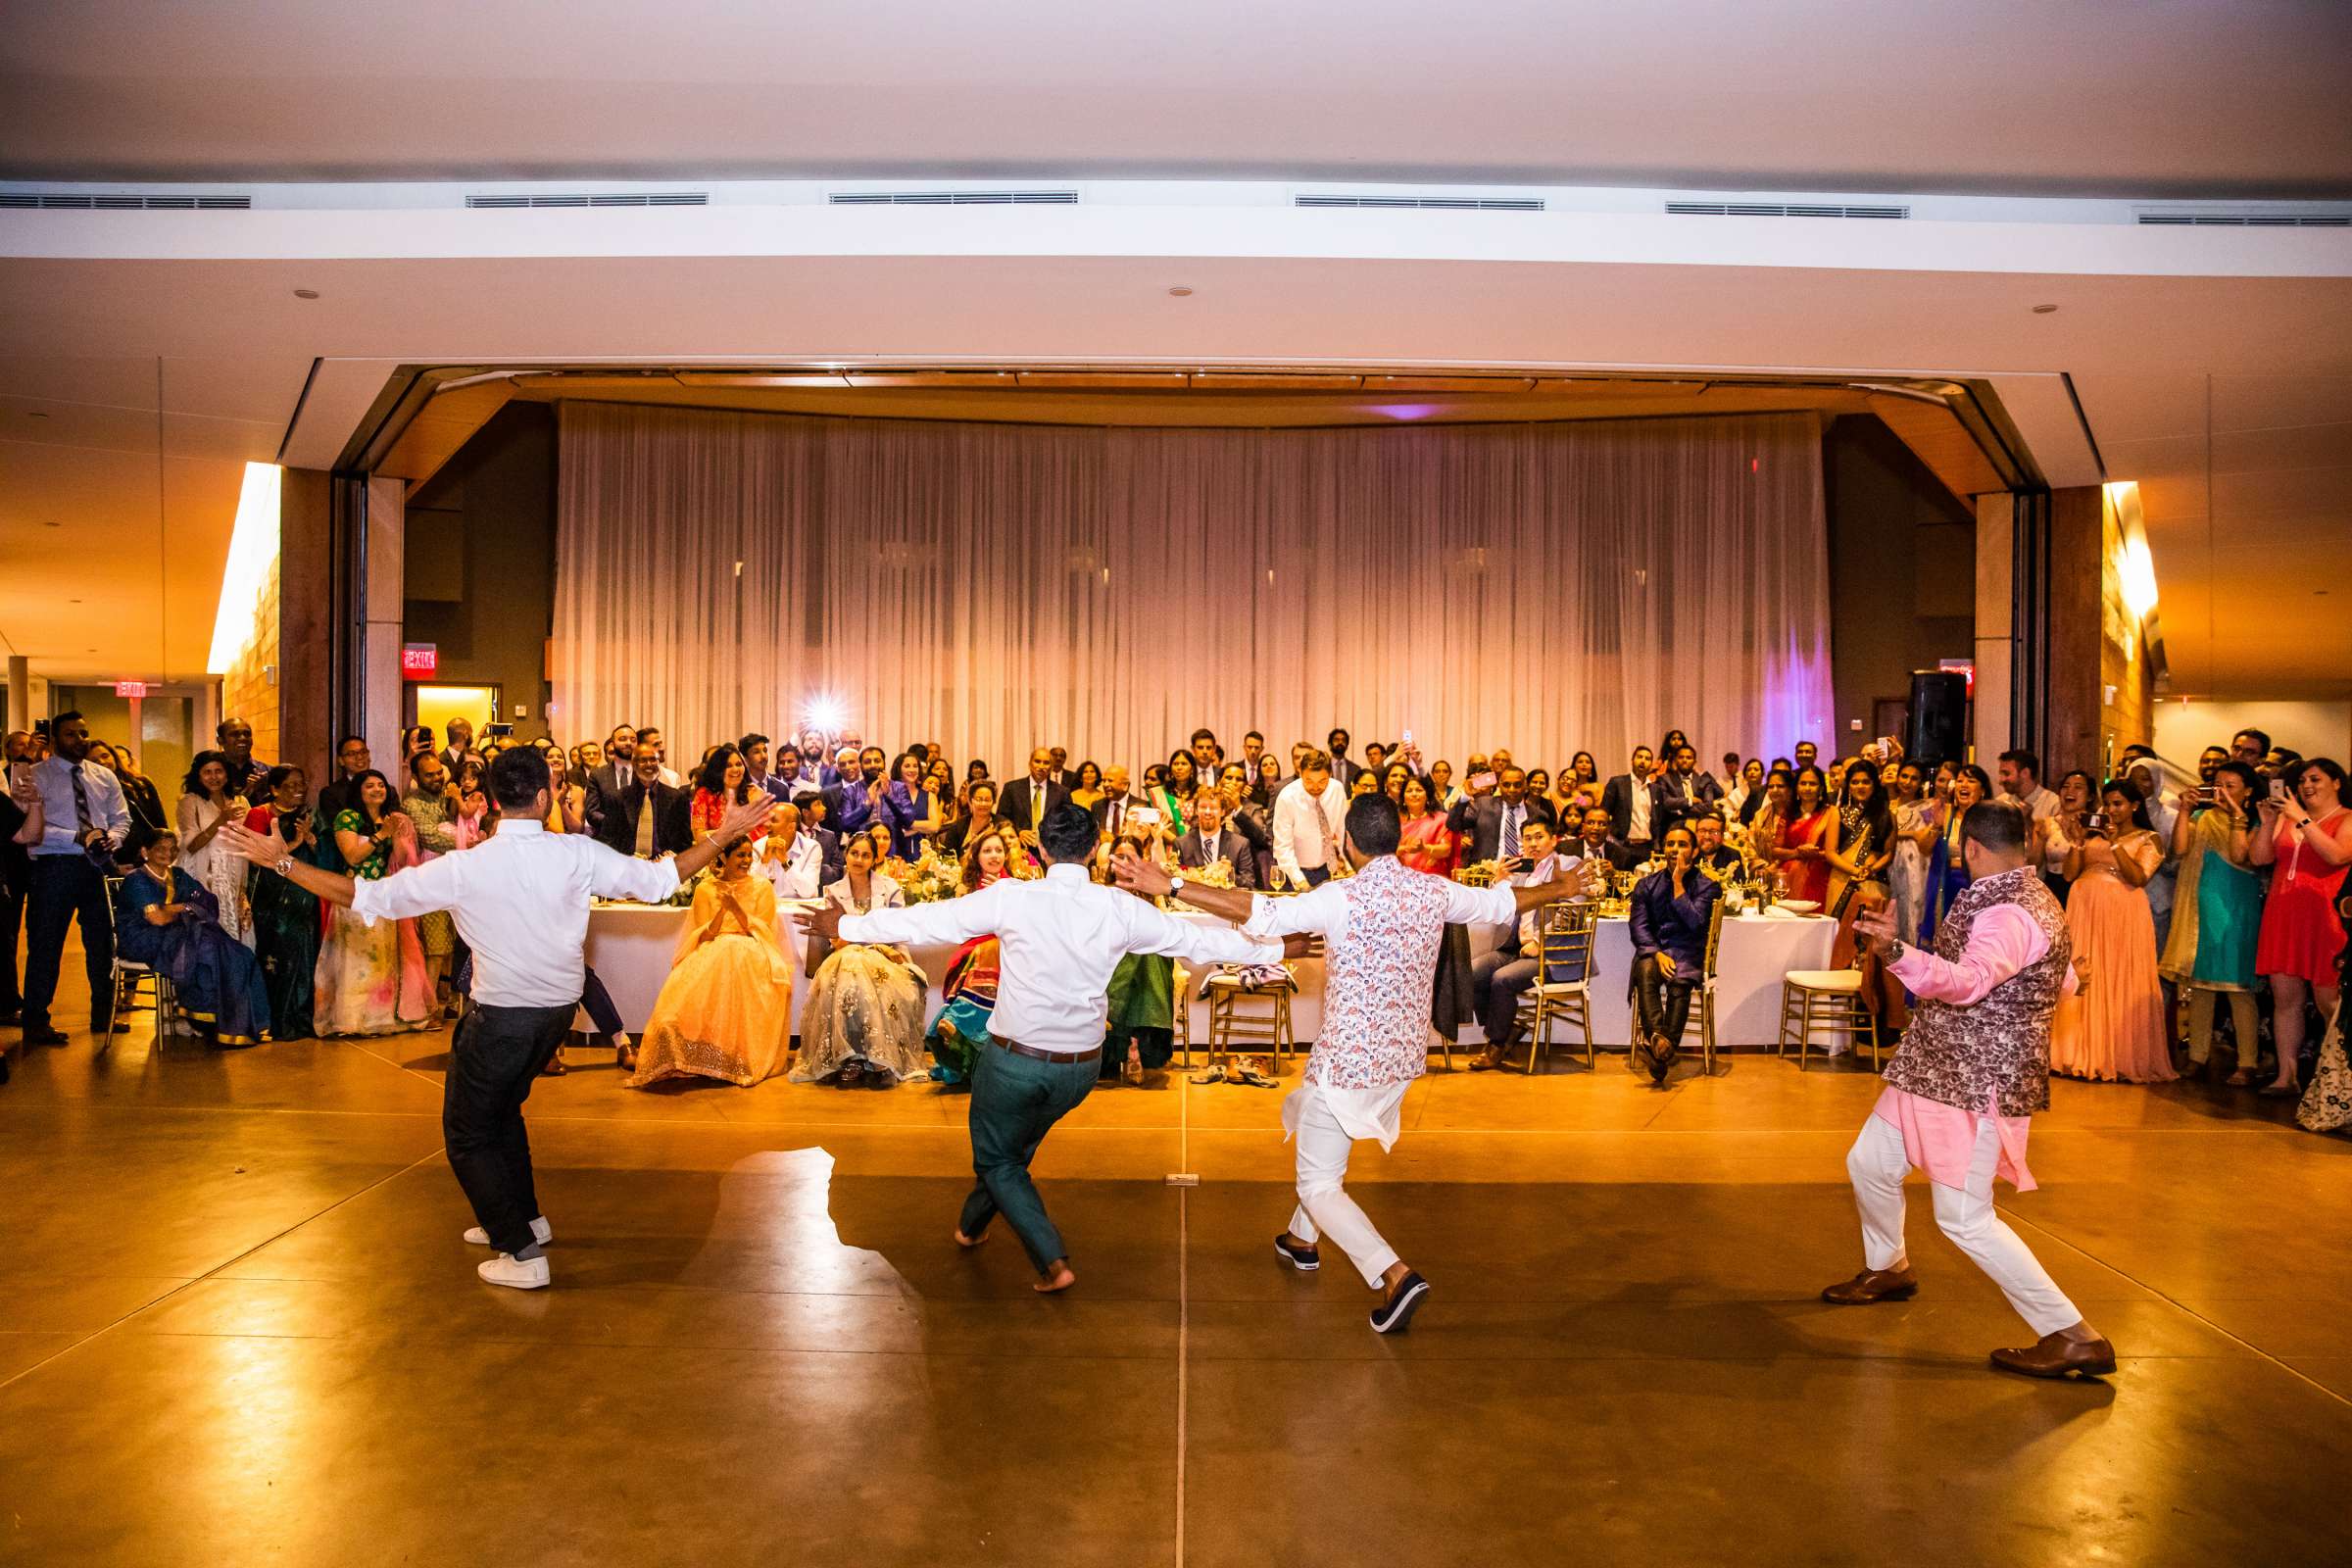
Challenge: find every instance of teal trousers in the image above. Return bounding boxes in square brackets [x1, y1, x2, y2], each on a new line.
[962, 1041, 1099, 1273]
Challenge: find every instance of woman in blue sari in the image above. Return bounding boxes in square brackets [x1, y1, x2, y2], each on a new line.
[1916, 762, 1992, 944]
[114, 830, 272, 1047]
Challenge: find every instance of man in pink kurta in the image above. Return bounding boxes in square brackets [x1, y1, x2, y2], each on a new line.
[1823, 800, 2120, 1381]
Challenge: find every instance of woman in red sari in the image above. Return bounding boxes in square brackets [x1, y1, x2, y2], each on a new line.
[1396, 775, 1459, 877]
[1780, 763, 1835, 906]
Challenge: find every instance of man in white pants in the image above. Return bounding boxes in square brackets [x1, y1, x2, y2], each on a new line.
[1121, 793, 1595, 1332]
[1824, 800, 2118, 1380]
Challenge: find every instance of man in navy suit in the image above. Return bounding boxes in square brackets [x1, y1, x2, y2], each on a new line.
[999, 747, 1072, 854]
[1446, 765, 1558, 863]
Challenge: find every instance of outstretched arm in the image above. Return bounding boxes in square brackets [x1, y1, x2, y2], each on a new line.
[218, 819, 359, 907]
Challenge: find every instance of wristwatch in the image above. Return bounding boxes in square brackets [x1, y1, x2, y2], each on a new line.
[1884, 938, 1907, 964]
[1168, 875, 1187, 900]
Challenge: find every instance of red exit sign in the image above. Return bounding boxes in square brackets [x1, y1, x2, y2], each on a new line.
[401, 644, 438, 679]
[114, 680, 149, 699]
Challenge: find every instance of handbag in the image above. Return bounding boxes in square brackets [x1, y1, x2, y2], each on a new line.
[2294, 1004, 2352, 1134]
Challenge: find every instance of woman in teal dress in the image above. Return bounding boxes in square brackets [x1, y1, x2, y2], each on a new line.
[114, 830, 272, 1047]
[2160, 760, 2267, 1081]
[243, 765, 324, 1040]
[926, 824, 1018, 1086]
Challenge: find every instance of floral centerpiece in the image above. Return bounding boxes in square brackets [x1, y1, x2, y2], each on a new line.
[1453, 859, 1503, 888]
[883, 849, 963, 905]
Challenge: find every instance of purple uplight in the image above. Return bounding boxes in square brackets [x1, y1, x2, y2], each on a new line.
[1371, 403, 1443, 420]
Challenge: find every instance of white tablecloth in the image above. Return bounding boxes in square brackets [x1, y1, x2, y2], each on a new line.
[580, 903, 1327, 1043]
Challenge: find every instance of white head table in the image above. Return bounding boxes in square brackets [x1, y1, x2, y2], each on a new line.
[580, 896, 1835, 1054]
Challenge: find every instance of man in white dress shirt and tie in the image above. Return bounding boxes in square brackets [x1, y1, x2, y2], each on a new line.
[223, 749, 774, 1290]
[802, 803, 1292, 1295]
[1121, 794, 1596, 1332]
[1271, 751, 1350, 889]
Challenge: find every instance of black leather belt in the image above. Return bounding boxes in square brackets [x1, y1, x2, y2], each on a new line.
[994, 1036, 1102, 1064]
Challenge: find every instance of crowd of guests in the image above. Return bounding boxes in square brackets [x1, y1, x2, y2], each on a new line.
[4, 713, 2344, 1115]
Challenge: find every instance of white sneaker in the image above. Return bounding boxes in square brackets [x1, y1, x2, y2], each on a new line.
[464, 1216, 553, 1248]
[477, 1252, 551, 1290]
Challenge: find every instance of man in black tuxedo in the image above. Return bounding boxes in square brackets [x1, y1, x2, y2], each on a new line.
[1446, 765, 1558, 863]
[591, 747, 690, 858]
[1653, 743, 1726, 840]
[1090, 763, 1148, 840]
[1000, 747, 1071, 852]
[1572, 805, 1642, 873]
[1176, 791, 1262, 890]
[1601, 744, 1663, 862]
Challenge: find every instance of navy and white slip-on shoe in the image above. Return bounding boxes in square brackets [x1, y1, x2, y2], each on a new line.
[1274, 1235, 1321, 1272]
[1369, 1272, 1431, 1334]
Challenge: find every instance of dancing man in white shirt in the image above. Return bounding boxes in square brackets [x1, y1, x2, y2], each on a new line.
[221, 749, 775, 1290]
[801, 803, 1294, 1295]
[1119, 793, 1597, 1332]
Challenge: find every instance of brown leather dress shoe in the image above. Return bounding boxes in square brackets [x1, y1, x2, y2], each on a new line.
[1989, 1332, 2117, 1380]
[1820, 1265, 1919, 1305]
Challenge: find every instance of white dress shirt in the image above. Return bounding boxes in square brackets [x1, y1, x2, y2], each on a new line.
[838, 862, 1279, 1054]
[758, 832, 825, 901]
[26, 755, 129, 857]
[348, 818, 677, 1008]
[1505, 851, 1567, 951]
[1271, 775, 1350, 886]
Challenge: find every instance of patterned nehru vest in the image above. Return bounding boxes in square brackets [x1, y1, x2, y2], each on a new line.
[1308, 857, 1455, 1092]
[1882, 864, 2072, 1117]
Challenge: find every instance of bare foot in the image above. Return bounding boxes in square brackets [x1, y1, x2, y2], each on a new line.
[1034, 1259, 1077, 1294]
[954, 1227, 989, 1249]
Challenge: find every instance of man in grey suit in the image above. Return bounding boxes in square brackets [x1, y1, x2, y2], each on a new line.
[1176, 791, 1261, 889]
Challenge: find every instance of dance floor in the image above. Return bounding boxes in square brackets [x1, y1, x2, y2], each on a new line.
[4, 954, 2349, 1567]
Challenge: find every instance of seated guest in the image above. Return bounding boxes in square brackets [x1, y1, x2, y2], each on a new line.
[1449, 765, 1556, 864]
[795, 832, 929, 1087]
[937, 777, 1008, 858]
[757, 803, 826, 901]
[634, 725, 683, 787]
[1272, 751, 1349, 889]
[114, 830, 273, 1046]
[316, 769, 433, 1036]
[1214, 762, 1274, 862]
[1691, 811, 1744, 879]
[594, 746, 691, 858]
[1630, 823, 1723, 1085]
[1090, 764, 1148, 839]
[1601, 745, 1662, 860]
[625, 836, 795, 1088]
[174, 750, 255, 947]
[822, 746, 889, 837]
[737, 732, 788, 804]
[1252, 755, 1284, 808]
[925, 823, 1021, 1086]
[880, 750, 945, 859]
[1572, 805, 1642, 874]
[243, 764, 322, 1041]
[2052, 778, 2174, 1084]
[1000, 748, 1071, 850]
[1396, 775, 1459, 877]
[1470, 815, 1574, 1069]
[1178, 789, 1261, 889]
[692, 744, 756, 844]
[1102, 834, 1180, 1086]
[799, 795, 849, 886]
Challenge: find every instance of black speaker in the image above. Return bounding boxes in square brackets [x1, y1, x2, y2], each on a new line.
[1907, 671, 1969, 769]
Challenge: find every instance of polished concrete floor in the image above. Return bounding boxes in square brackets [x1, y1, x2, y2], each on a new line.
[4, 952, 2349, 1567]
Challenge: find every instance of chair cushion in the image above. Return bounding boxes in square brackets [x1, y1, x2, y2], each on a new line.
[1531, 981, 1589, 998]
[1785, 969, 1862, 992]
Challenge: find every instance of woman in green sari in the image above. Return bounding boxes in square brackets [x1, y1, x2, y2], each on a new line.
[242, 764, 323, 1040]
[1101, 836, 1178, 1085]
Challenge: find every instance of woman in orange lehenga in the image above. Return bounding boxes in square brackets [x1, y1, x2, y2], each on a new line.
[625, 836, 795, 1088]
[2049, 778, 2174, 1083]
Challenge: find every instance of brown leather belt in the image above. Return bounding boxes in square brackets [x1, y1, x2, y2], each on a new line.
[994, 1036, 1102, 1064]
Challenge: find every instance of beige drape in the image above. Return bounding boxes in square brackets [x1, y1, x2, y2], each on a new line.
[553, 401, 1833, 776]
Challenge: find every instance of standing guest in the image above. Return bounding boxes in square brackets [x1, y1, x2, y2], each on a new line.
[1997, 749, 2060, 820]
[1919, 765, 1993, 941]
[1793, 740, 1821, 772]
[174, 750, 254, 948]
[1729, 759, 1767, 822]
[318, 735, 375, 823]
[1448, 765, 1553, 863]
[2161, 761, 2265, 1083]
[1780, 764, 1836, 906]
[1823, 758, 1895, 919]
[1000, 748, 1071, 854]
[738, 733, 790, 805]
[809, 804, 1287, 1296]
[244, 764, 322, 1040]
[924, 756, 957, 809]
[315, 770, 433, 1038]
[1241, 731, 1275, 789]
[1152, 751, 1202, 835]
[1738, 760, 1776, 826]
[1602, 745, 1662, 861]
[1253, 755, 1285, 809]
[594, 747, 691, 858]
[1049, 746, 1083, 791]
[625, 835, 795, 1089]
[1825, 806, 2116, 1381]
[2051, 779, 2173, 1084]
[1188, 730, 1223, 781]
[634, 725, 683, 788]
[594, 726, 638, 802]
[819, 746, 884, 839]
[794, 833, 930, 1088]
[1326, 728, 1365, 791]
[1102, 834, 1184, 1086]
[2035, 770, 2095, 902]
[1575, 805, 1641, 873]
[880, 750, 945, 860]
[1090, 764, 1146, 841]
[691, 744, 756, 844]
[1178, 790, 1261, 889]
[17, 711, 130, 1045]
[1396, 776, 1458, 877]
[1653, 743, 1725, 839]
[224, 751, 772, 1288]
[98, 742, 169, 867]
[2250, 758, 2352, 1098]
[566, 740, 604, 793]
[400, 754, 463, 1008]
[1469, 814, 1572, 1069]
[1123, 795, 1592, 1331]
[2194, 746, 2229, 789]
[939, 778, 1008, 859]
[1, 731, 35, 1035]
[113, 830, 271, 1047]
[438, 717, 477, 776]
[1630, 822, 1724, 1084]
[2230, 728, 2271, 770]
[216, 718, 271, 803]
[1427, 759, 1457, 810]
[1381, 762, 1413, 808]
[1214, 762, 1274, 866]
[2123, 757, 2180, 953]
[926, 823, 1023, 1086]
[1715, 751, 1747, 803]
[1887, 760, 1936, 941]
[1747, 769, 1798, 886]
[1562, 752, 1603, 817]
[1272, 751, 1349, 889]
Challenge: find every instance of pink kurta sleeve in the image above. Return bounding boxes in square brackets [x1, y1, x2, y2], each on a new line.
[1887, 905, 2050, 1004]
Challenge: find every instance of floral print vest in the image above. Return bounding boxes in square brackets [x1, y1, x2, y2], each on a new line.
[1308, 857, 1451, 1091]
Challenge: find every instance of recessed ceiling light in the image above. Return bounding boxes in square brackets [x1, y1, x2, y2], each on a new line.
[1167, 285, 1194, 297]
[293, 288, 320, 300]
[2031, 303, 2058, 314]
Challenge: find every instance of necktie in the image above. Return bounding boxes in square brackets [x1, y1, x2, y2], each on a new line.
[1501, 804, 1520, 858]
[1032, 784, 1045, 832]
[634, 789, 657, 857]
[70, 762, 96, 851]
[1308, 792, 1334, 864]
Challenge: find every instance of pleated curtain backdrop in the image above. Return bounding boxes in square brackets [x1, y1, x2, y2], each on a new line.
[552, 401, 1834, 778]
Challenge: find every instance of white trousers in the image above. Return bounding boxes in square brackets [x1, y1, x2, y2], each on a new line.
[1289, 1088, 1400, 1289]
[1845, 1112, 2082, 1337]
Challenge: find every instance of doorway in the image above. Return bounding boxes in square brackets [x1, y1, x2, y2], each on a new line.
[411, 684, 501, 753]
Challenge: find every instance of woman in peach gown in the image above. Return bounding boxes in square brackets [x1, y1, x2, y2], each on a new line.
[2050, 777, 2174, 1083]
[624, 837, 795, 1088]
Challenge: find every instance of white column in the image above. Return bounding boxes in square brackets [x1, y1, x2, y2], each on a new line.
[1973, 494, 2014, 764]
[363, 474, 407, 775]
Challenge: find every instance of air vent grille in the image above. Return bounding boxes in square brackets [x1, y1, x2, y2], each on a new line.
[828, 189, 1080, 205]
[2135, 209, 2350, 227]
[1297, 194, 1544, 211]
[465, 192, 709, 209]
[0, 192, 250, 210]
[1667, 201, 1908, 220]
